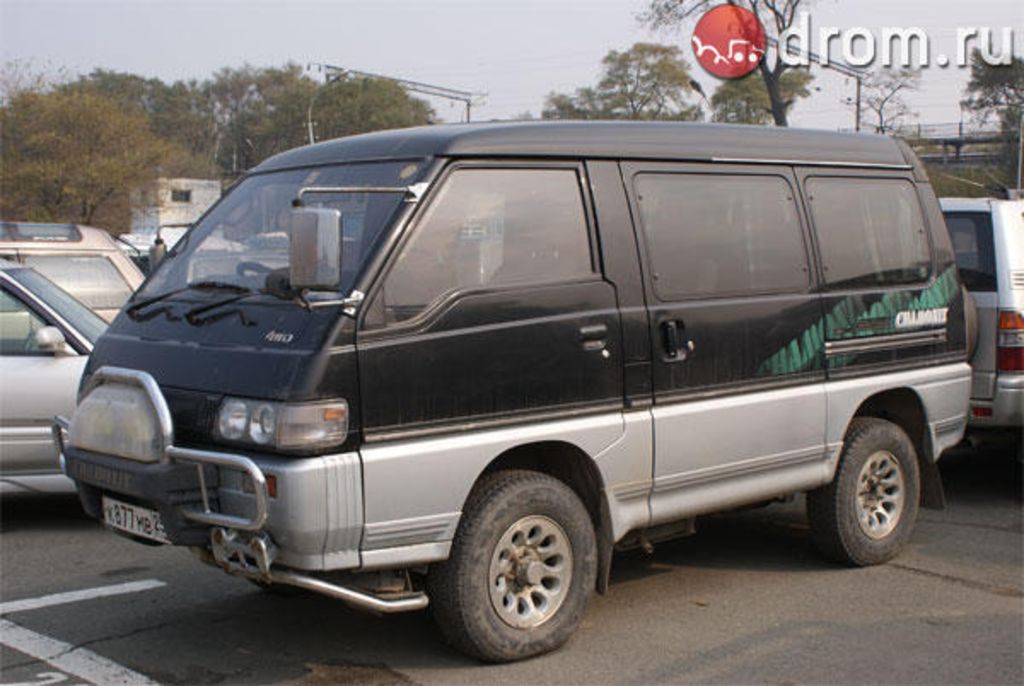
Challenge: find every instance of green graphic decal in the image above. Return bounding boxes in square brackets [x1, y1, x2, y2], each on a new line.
[757, 266, 959, 377]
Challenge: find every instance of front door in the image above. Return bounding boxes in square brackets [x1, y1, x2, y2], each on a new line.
[357, 163, 623, 439]
[0, 287, 86, 475]
[622, 162, 828, 525]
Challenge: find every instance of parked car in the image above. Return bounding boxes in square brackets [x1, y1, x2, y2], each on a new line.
[0, 222, 145, 321]
[56, 122, 970, 662]
[0, 260, 106, 485]
[940, 198, 1023, 449]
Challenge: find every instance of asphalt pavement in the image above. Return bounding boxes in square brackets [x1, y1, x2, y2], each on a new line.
[1, 440, 1020, 685]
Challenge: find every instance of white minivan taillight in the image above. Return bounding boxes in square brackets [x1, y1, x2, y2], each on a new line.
[996, 310, 1024, 372]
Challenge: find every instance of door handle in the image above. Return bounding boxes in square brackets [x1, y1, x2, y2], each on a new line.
[579, 323, 608, 352]
[661, 320, 695, 360]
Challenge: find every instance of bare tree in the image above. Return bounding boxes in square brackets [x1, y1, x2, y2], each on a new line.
[642, 1, 812, 126]
[856, 69, 920, 134]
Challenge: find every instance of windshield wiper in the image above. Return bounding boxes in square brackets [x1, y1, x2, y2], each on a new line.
[183, 277, 302, 327]
[184, 291, 261, 327]
[126, 280, 254, 321]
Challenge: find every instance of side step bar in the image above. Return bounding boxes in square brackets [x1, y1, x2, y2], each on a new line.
[209, 527, 428, 614]
[271, 570, 429, 614]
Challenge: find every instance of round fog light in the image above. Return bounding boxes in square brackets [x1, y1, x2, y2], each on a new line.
[218, 400, 248, 440]
[249, 403, 277, 445]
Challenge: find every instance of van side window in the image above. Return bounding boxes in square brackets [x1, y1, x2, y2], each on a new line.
[635, 173, 808, 298]
[376, 168, 593, 324]
[806, 178, 931, 289]
[943, 211, 997, 291]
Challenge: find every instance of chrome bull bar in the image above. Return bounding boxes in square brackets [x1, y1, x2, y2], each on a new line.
[54, 365, 268, 531]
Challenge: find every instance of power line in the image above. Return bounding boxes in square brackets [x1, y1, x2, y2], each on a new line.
[306, 62, 486, 135]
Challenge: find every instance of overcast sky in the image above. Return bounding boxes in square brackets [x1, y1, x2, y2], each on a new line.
[1, 0, 1021, 130]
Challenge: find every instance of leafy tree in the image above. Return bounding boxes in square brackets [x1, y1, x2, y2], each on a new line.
[641, 0, 813, 126]
[62, 69, 219, 176]
[962, 50, 1024, 188]
[711, 69, 812, 124]
[543, 43, 700, 120]
[0, 61, 438, 235]
[210, 64, 434, 174]
[855, 68, 920, 134]
[310, 74, 436, 140]
[0, 89, 175, 230]
[542, 88, 606, 120]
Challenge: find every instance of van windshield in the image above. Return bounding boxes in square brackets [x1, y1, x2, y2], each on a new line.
[137, 159, 427, 302]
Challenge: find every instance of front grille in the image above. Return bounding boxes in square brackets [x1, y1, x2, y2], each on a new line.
[161, 387, 222, 444]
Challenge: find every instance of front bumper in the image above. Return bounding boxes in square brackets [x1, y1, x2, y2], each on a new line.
[54, 367, 361, 571]
[55, 366, 427, 613]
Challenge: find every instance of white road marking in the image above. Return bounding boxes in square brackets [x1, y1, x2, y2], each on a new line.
[0, 580, 166, 616]
[0, 619, 157, 686]
[0, 579, 167, 685]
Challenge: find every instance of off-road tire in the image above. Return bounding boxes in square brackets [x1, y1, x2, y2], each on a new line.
[427, 470, 597, 662]
[807, 418, 921, 566]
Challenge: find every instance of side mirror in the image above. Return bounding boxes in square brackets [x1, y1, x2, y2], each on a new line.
[35, 326, 70, 355]
[289, 207, 341, 290]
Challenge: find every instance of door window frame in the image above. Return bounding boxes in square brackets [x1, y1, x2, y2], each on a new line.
[357, 159, 605, 336]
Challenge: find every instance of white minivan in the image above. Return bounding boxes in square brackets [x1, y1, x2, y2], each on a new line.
[941, 198, 1023, 449]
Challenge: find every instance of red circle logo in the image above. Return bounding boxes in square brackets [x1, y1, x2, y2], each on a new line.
[691, 5, 766, 79]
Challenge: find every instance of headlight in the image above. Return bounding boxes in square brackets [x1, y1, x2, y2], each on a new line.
[248, 403, 277, 445]
[218, 399, 249, 441]
[214, 398, 348, 453]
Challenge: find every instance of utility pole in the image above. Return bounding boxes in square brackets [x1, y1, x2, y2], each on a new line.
[306, 63, 485, 144]
[855, 76, 862, 132]
[766, 37, 868, 132]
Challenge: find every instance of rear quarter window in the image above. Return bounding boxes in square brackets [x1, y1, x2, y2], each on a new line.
[943, 211, 997, 291]
[806, 177, 932, 289]
[20, 254, 134, 310]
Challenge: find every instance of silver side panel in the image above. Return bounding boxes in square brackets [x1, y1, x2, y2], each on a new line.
[219, 452, 363, 571]
[361, 542, 452, 571]
[825, 362, 971, 462]
[363, 512, 459, 550]
[593, 411, 655, 541]
[359, 412, 631, 560]
[970, 291, 998, 400]
[648, 383, 828, 527]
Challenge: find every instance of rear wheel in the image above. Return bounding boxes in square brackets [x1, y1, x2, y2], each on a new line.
[807, 418, 921, 566]
[427, 470, 597, 662]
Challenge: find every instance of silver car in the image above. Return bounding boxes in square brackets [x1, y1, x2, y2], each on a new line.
[941, 198, 1024, 451]
[0, 260, 106, 490]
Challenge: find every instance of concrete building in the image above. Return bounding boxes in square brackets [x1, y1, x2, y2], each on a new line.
[130, 178, 221, 238]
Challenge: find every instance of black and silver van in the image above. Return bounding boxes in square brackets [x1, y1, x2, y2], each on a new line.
[56, 122, 971, 662]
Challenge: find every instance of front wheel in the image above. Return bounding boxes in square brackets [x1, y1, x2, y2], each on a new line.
[427, 470, 597, 662]
[807, 417, 921, 566]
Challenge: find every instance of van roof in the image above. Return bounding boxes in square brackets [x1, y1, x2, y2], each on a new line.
[0, 222, 119, 250]
[254, 121, 913, 173]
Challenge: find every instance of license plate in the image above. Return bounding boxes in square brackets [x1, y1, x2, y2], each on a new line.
[102, 496, 170, 544]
